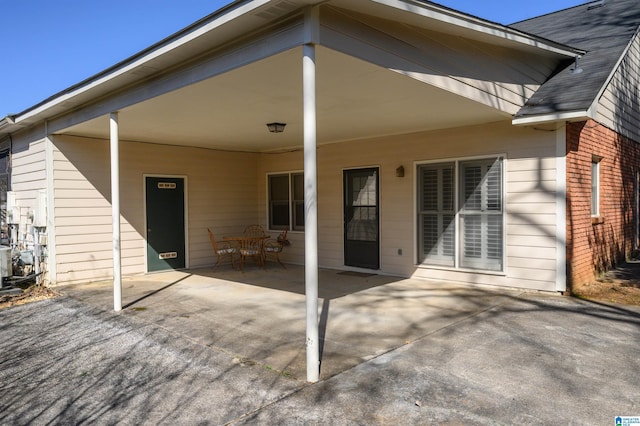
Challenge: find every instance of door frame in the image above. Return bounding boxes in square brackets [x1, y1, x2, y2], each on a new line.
[342, 165, 381, 270]
[143, 174, 189, 272]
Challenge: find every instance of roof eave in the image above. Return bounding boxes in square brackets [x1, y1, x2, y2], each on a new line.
[512, 108, 596, 126]
[368, 0, 585, 57]
[0, 115, 18, 139]
[5, 0, 586, 137]
[11, 0, 268, 128]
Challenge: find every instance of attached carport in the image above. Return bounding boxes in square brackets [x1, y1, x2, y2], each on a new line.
[2, 0, 580, 382]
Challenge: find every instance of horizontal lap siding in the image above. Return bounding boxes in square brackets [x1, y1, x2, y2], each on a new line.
[259, 121, 559, 291]
[10, 137, 47, 223]
[52, 135, 258, 284]
[322, 7, 556, 115]
[597, 33, 640, 142]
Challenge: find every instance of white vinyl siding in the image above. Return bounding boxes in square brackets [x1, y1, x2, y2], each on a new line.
[596, 32, 640, 142]
[255, 121, 559, 291]
[9, 136, 48, 224]
[47, 121, 560, 291]
[321, 7, 558, 115]
[52, 135, 259, 284]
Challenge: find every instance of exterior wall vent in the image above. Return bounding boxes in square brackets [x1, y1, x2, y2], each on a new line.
[587, 0, 606, 10]
[254, 0, 299, 20]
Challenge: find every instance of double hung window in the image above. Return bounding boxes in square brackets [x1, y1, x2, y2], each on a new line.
[418, 157, 504, 272]
[268, 172, 304, 231]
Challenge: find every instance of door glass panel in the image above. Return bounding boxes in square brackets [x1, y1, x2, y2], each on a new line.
[344, 168, 379, 269]
[346, 172, 378, 242]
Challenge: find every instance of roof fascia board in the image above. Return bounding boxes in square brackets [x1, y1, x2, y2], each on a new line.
[369, 0, 584, 58]
[14, 0, 272, 126]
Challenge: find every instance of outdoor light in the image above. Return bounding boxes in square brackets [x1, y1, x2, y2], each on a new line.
[396, 165, 405, 177]
[266, 122, 286, 133]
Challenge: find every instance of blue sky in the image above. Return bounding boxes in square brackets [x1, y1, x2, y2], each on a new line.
[0, 0, 585, 117]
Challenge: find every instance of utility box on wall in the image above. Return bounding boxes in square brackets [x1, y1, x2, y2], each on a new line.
[33, 189, 47, 228]
[6, 191, 19, 225]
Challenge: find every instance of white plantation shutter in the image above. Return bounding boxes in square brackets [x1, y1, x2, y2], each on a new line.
[419, 163, 455, 266]
[418, 157, 503, 271]
[459, 159, 503, 271]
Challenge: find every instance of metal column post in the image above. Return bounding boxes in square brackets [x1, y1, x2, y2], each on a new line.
[303, 42, 319, 383]
[110, 112, 122, 312]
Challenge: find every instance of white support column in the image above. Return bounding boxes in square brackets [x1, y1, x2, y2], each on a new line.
[303, 42, 319, 383]
[555, 123, 567, 293]
[110, 112, 122, 312]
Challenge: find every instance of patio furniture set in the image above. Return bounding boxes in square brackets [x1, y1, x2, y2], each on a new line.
[207, 225, 288, 271]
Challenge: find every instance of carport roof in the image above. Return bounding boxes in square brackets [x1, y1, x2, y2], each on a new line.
[0, 0, 583, 142]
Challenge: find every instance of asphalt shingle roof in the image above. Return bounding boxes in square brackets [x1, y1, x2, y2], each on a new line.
[510, 0, 640, 118]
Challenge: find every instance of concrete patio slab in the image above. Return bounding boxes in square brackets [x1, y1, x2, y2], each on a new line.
[2, 267, 638, 424]
[60, 266, 523, 380]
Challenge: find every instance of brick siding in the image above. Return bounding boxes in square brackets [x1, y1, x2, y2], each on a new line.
[566, 120, 640, 290]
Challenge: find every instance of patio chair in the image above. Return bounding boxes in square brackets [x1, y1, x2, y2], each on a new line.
[243, 224, 267, 238]
[264, 230, 288, 268]
[238, 236, 264, 270]
[207, 228, 237, 270]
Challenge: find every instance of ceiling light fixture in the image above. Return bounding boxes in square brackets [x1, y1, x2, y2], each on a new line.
[266, 122, 286, 133]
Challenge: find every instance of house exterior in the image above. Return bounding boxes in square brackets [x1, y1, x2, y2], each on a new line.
[1, 0, 639, 297]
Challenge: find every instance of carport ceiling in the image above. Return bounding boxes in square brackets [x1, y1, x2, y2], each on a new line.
[59, 46, 508, 152]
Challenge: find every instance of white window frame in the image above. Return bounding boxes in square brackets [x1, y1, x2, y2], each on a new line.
[416, 155, 506, 273]
[267, 171, 304, 232]
[591, 157, 601, 217]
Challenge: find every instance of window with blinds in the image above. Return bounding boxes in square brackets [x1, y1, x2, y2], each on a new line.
[418, 163, 455, 266]
[459, 159, 503, 271]
[417, 157, 504, 272]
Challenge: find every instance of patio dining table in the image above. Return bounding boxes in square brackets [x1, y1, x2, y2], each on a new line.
[222, 235, 270, 269]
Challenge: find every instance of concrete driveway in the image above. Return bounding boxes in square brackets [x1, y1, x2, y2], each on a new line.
[1, 266, 638, 424]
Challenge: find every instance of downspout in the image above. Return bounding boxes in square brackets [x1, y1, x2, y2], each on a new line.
[44, 124, 57, 285]
[556, 124, 568, 293]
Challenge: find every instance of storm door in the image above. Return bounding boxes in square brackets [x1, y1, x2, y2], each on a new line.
[344, 168, 379, 269]
[145, 176, 186, 272]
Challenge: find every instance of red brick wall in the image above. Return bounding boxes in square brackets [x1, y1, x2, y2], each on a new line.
[566, 120, 640, 290]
